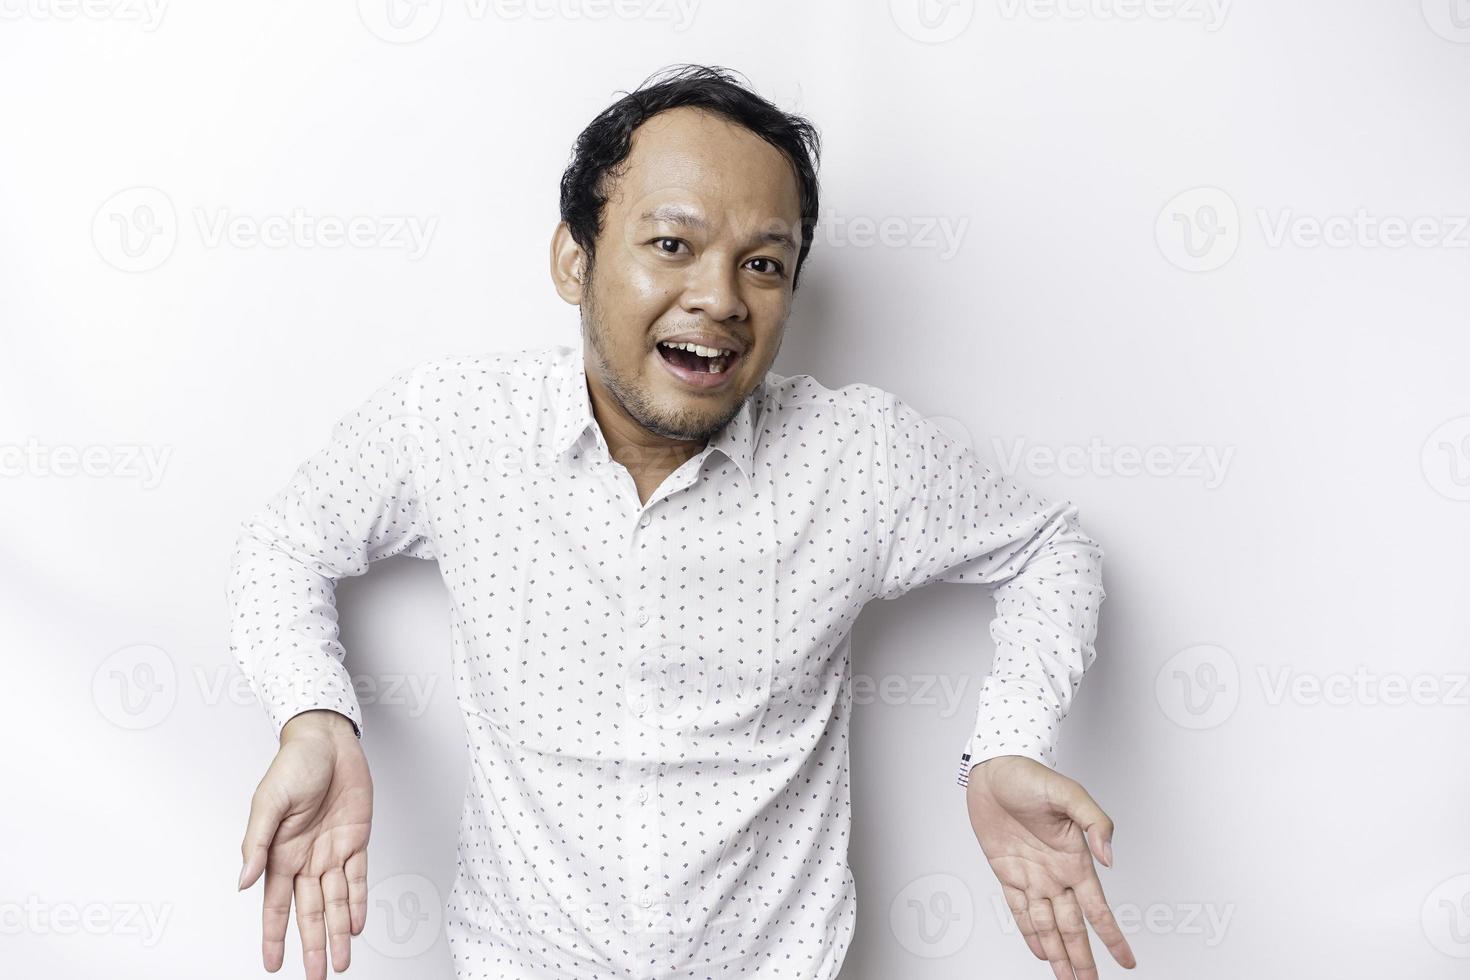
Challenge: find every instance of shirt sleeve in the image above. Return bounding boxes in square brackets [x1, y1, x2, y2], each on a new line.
[226, 363, 440, 740]
[868, 387, 1106, 788]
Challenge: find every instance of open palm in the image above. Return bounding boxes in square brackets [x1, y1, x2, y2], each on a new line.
[239, 711, 373, 979]
[966, 755, 1135, 980]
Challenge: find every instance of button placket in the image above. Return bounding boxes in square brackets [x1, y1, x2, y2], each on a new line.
[625, 506, 665, 947]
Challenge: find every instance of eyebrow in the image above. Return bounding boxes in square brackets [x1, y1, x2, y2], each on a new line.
[639, 205, 798, 254]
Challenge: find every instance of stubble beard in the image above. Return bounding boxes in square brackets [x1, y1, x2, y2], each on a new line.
[581, 283, 748, 445]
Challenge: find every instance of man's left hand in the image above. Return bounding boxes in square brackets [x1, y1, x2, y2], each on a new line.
[965, 755, 1137, 979]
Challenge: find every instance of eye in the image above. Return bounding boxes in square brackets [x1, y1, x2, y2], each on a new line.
[746, 257, 786, 277]
[651, 237, 690, 255]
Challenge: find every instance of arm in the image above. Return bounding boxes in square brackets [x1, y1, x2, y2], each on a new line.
[229, 363, 439, 980]
[870, 388, 1135, 977]
[227, 363, 439, 740]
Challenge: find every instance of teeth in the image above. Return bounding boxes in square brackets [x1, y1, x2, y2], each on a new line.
[661, 340, 733, 358]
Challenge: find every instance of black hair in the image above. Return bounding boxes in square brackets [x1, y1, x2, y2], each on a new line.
[558, 64, 822, 290]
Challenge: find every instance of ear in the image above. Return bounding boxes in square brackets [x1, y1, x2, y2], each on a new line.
[550, 222, 588, 304]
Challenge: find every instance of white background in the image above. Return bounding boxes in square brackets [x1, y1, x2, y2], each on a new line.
[2, 1, 1468, 977]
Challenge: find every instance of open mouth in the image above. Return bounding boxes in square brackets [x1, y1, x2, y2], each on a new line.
[656, 340, 740, 377]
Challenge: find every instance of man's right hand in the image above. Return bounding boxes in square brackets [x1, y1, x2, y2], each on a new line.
[239, 709, 373, 978]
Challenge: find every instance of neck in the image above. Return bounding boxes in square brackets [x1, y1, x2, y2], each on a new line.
[584, 369, 704, 481]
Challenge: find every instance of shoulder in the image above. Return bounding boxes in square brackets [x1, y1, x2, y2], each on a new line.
[757, 368, 944, 450]
[400, 345, 573, 391]
[362, 346, 576, 417]
[758, 366, 893, 428]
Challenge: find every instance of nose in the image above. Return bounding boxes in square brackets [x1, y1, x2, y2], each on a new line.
[679, 255, 748, 323]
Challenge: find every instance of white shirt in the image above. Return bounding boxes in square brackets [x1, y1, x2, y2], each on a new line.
[227, 343, 1104, 980]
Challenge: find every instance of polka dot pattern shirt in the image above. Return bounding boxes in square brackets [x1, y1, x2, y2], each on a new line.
[226, 343, 1105, 979]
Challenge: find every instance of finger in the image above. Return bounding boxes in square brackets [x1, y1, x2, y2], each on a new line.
[262, 867, 294, 972]
[1053, 890, 1099, 980]
[1060, 780, 1115, 868]
[1027, 896, 1075, 980]
[322, 867, 352, 972]
[1075, 873, 1137, 968]
[1001, 883, 1048, 962]
[295, 873, 329, 980]
[241, 783, 290, 890]
[345, 850, 368, 937]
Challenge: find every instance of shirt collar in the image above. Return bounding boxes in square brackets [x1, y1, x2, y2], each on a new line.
[550, 344, 760, 487]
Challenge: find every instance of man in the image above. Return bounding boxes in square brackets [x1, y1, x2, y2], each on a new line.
[230, 64, 1136, 980]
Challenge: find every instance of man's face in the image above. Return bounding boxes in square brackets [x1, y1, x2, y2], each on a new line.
[573, 106, 803, 443]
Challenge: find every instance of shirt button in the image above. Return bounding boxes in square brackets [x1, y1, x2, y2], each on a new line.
[638, 512, 652, 528]
[636, 788, 649, 802]
[635, 608, 649, 625]
[640, 895, 653, 908]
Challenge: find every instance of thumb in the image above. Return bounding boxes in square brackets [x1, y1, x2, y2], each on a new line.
[1061, 780, 1115, 868]
[239, 781, 289, 891]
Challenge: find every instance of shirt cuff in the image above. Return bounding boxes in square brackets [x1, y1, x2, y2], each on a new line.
[955, 681, 1063, 787]
[256, 660, 365, 741]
